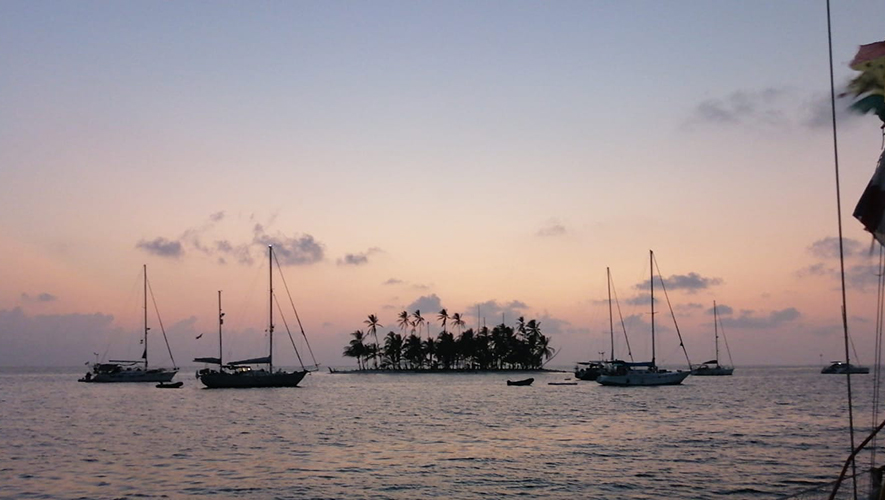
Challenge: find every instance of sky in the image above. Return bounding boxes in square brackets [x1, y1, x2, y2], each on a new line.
[2, 0, 885, 368]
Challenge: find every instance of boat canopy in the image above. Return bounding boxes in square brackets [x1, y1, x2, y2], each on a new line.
[228, 356, 271, 366]
[193, 356, 221, 365]
[701, 359, 718, 365]
[107, 359, 144, 364]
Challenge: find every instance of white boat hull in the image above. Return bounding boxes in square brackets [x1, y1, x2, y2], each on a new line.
[80, 368, 178, 383]
[597, 370, 690, 386]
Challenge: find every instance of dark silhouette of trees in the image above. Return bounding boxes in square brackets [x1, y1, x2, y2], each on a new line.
[342, 313, 555, 371]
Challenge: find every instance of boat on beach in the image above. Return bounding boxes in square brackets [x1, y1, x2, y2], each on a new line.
[597, 252, 691, 387]
[691, 301, 734, 376]
[195, 246, 310, 389]
[79, 265, 178, 383]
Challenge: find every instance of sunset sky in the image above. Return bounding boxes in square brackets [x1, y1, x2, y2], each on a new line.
[3, 1, 885, 368]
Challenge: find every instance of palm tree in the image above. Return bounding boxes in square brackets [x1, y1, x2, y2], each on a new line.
[343, 330, 367, 370]
[437, 308, 449, 333]
[364, 314, 382, 369]
[451, 312, 465, 335]
[397, 310, 411, 335]
[383, 331, 404, 370]
[423, 336, 437, 369]
[436, 331, 457, 369]
[412, 310, 425, 339]
[404, 333, 424, 369]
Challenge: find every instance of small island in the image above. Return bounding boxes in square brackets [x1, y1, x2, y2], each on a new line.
[339, 309, 555, 372]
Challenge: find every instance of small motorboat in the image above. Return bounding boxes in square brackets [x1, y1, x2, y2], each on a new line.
[507, 378, 534, 386]
[156, 381, 183, 389]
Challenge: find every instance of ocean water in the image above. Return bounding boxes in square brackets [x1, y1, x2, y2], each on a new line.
[0, 366, 880, 499]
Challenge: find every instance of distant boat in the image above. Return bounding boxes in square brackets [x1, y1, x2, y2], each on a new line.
[79, 265, 178, 383]
[691, 301, 734, 376]
[821, 361, 870, 375]
[574, 361, 603, 381]
[195, 246, 310, 389]
[507, 378, 534, 386]
[597, 252, 691, 387]
[156, 381, 183, 389]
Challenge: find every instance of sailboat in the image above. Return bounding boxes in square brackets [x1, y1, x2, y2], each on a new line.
[691, 301, 734, 376]
[596, 251, 691, 386]
[79, 265, 179, 383]
[196, 245, 309, 388]
[575, 268, 618, 381]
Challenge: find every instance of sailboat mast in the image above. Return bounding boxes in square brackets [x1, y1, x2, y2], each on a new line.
[714, 300, 719, 363]
[268, 245, 274, 373]
[650, 250, 655, 367]
[144, 264, 148, 370]
[607, 267, 614, 361]
[218, 290, 223, 366]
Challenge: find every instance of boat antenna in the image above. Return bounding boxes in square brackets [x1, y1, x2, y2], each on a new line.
[650, 250, 655, 367]
[269, 245, 274, 373]
[607, 267, 614, 361]
[143, 264, 148, 370]
[218, 290, 224, 366]
[651, 251, 692, 369]
[823, 0, 858, 496]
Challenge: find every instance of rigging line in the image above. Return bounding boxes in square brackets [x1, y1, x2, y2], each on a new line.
[829, 415, 885, 500]
[718, 308, 735, 367]
[651, 253, 692, 368]
[272, 251, 319, 369]
[826, 1, 858, 497]
[273, 292, 306, 370]
[872, 246, 885, 471]
[610, 272, 635, 362]
[146, 276, 176, 369]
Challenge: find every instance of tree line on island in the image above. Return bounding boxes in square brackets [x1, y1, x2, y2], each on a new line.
[342, 309, 555, 371]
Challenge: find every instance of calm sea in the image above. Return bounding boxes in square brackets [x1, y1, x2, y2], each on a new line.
[0, 366, 880, 499]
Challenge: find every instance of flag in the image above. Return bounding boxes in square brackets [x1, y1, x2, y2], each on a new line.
[854, 149, 885, 247]
[196, 333, 203, 339]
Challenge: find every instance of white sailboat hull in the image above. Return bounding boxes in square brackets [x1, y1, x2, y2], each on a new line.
[80, 368, 178, 383]
[597, 370, 690, 386]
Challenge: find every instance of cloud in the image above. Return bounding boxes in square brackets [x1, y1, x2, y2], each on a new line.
[802, 91, 860, 129]
[710, 304, 734, 315]
[209, 211, 225, 222]
[808, 236, 862, 259]
[405, 294, 444, 315]
[796, 263, 833, 278]
[383, 278, 404, 285]
[253, 224, 325, 266]
[21, 292, 58, 303]
[0, 307, 120, 366]
[537, 223, 566, 237]
[720, 307, 800, 329]
[847, 264, 881, 291]
[214, 239, 254, 265]
[634, 273, 722, 293]
[337, 247, 383, 266]
[688, 88, 790, 127]
[475, 299, 530, 325]
[136, 237, 183, 258]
